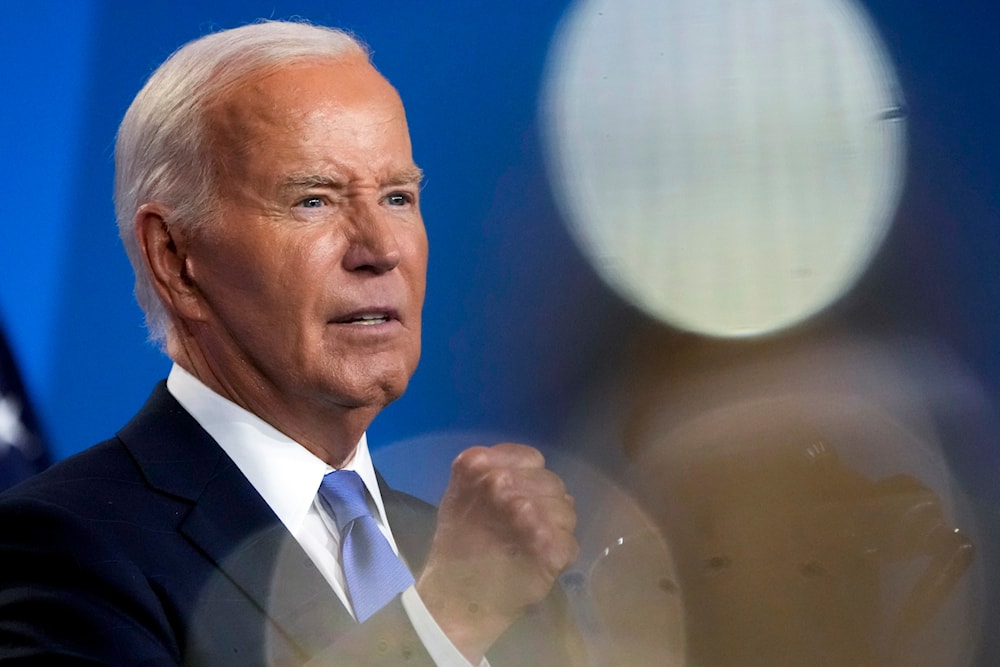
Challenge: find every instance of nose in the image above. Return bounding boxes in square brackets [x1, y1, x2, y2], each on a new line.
[342, 201, 401, 274]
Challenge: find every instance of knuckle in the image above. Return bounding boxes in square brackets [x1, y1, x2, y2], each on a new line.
[452, 446, 491, 477]
[483, 467, 514, 497]
[565, 508, 578, 532]
[498, 442, 545, 467]
[510, 496, 537, 524]
[547, 474, 568, 497]
[528, 522, 554, 550]
[522, 445, 546, 467]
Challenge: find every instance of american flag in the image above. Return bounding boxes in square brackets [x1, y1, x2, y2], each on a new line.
[0, 323, 49, 491]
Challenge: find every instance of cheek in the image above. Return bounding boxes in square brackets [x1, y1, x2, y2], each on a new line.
[404, 227, 429, 289]
[251, 230, 334, 293]
[289, 236, 346, 295]
[191, 231, 301, 320]
[190, 240, 255, 301]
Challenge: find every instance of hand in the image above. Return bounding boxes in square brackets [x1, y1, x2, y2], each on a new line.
[416, 443, 578, 662]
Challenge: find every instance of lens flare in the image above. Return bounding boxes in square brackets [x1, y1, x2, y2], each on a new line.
[542, 0, 906, 337]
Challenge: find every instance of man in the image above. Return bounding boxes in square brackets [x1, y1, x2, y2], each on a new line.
[0, 20, 579, 666]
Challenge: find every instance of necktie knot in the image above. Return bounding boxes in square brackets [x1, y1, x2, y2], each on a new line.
[319, 470, 371, 531]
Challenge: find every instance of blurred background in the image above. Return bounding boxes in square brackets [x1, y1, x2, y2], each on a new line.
[1, 0, 997, 664]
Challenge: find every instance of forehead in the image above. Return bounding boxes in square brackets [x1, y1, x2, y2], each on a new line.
[247, 55, 399, 111]
[207, 57, 413, 178]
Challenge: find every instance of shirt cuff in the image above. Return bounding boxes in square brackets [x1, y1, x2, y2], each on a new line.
[400, 586, 490, 667]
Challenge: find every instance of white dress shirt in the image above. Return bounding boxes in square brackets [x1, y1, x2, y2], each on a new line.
[166, 364, 483, 666]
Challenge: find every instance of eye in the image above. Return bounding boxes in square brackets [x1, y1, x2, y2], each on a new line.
[297, 196, 325, 208]
[385, 192, 413, 207]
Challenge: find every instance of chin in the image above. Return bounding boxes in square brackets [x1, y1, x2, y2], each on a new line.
[321, 349, 419, 409]
[336, 370, 413, 411]
[376, 373, 411, 407]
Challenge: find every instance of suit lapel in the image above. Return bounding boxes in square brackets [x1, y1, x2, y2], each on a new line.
[377, 472, 437, 574]
[118, 383, 351, 662]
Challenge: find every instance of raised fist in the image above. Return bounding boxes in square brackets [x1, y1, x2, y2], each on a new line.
[416, 443, 578, 662]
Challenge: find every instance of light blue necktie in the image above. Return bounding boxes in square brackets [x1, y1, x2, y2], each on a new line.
[318, 470, 415, 622]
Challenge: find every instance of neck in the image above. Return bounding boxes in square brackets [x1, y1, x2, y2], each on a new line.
[169, 334, 376, 468]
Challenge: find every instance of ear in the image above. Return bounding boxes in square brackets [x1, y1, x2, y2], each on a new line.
[134, 204, 209, 323]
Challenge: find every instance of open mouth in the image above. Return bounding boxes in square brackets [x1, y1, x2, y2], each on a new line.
[342, 313, 391, 326]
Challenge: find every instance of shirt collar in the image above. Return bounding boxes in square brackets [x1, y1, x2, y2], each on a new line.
[165, 363, 389, 536]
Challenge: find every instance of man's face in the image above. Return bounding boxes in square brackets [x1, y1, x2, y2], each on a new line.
[181, 57, 427, 423]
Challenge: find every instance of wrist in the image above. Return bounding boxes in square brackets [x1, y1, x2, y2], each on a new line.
[415, 570, 512, 663]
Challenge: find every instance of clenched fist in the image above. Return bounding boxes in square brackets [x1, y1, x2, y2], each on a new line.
[416, 443, 578, 662]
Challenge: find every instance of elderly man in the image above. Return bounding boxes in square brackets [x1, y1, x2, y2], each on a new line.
[0, 21, 579, 667]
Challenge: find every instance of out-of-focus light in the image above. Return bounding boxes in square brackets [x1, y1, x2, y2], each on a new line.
[542, 0, 906, 337]
[559, 334, 986, 665]
[375, 430, 685, 664]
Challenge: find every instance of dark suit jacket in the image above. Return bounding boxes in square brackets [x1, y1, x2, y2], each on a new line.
[0, 383, 579, 666]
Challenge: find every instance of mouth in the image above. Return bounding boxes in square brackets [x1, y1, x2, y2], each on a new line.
[333, 309, 398, 326]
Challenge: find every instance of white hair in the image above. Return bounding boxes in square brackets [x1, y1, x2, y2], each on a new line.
[114, 20, 369, 348]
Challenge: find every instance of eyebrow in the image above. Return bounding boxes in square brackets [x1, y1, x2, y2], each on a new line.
[282, 174, 343, 190]
[281, 165, 425, 191]
[385, 165, 425, 187]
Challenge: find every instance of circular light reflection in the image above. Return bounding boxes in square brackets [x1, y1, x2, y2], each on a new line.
[542, 0, 907, 337]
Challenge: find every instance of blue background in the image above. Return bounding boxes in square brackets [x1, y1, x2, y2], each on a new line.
[1, 0, 999, 660]
[1, 1, 600, 462]
[1, 0, 993, 467]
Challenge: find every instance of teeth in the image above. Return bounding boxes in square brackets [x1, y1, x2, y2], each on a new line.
[351, 314, 388, 325]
